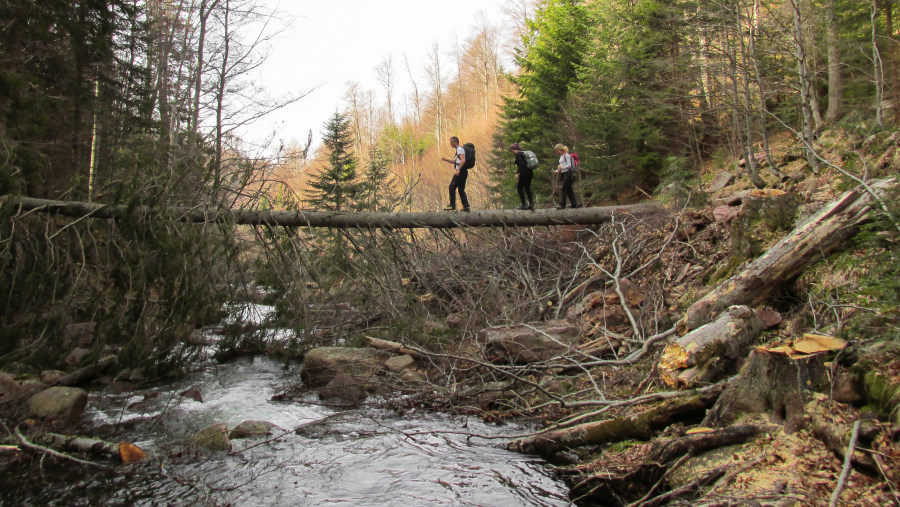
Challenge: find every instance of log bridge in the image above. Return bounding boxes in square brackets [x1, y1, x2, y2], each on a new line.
[1, 196, 664, 229]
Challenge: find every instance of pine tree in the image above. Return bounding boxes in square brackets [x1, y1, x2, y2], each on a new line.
[306, 112, 360, 211]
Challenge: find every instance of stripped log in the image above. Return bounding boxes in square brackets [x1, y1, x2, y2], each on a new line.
[509, 385, 723, 457]
[1, 195, 664, 229]
[658, 306, 764, 386]
[679, 178, 897, 333]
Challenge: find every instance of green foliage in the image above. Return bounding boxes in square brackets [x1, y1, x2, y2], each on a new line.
[305, 112, 361, 212]
[498, 0, 591, 201]
[358, 148, 400, 212]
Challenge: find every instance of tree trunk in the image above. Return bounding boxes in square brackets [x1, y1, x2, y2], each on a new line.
[874, 0, 887, 128]
[825, 0, 844, 124]
[679, 178, 897, 332]
[1, 196, 664, 229]
[790, 0, 821, 172]
[509, 386, 723, 457]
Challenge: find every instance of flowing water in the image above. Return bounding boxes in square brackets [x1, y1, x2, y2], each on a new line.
[4, 304, 571, 506]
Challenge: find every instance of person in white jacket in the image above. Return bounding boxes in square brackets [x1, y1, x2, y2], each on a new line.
[553, 143, 579, 209]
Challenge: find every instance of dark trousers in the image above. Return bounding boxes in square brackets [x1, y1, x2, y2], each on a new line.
[517, 169, 534, 205]
[449, 169, 469, 209]
[560, 171, 578, 208]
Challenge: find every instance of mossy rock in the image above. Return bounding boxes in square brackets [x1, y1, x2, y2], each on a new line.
[863, 371, 900, 424]
[731, 191, 799, 261]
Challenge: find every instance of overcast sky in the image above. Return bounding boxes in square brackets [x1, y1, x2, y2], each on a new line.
[244, 0, 514, 152]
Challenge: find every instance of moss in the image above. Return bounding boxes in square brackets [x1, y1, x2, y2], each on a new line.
[863, 370, 900, 424]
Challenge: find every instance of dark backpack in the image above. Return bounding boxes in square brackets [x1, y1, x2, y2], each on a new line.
[461, 143, 476, 169]
[523, 150, 539, 169]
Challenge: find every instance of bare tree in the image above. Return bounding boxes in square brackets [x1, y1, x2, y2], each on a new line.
[873, 0, 887, 128]
[824, 0, 844, 124]
[424, 42, 446, 143]
[403, 53, 421, 125]
[375, 54, 396, 126]
[789, 0, 821, 173]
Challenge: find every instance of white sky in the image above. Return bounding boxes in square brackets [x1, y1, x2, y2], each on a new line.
[245, 0, 514, 152]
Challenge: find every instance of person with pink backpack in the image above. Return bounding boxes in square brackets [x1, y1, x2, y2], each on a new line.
[553, 143, 579, 209]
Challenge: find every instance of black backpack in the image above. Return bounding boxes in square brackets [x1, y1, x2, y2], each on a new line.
[461, 143, 476, 169]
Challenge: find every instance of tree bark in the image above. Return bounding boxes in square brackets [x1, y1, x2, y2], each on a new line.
[1, 195, 664, 229]
[679, 179, 896, 333]
[509, 386, 723, 457]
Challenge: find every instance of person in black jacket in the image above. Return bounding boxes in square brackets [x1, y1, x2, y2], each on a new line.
[510, 143, 534, 210]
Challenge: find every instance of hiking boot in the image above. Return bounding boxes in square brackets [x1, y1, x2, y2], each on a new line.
[526, 203, 534, 210]
[555, 205, 565, 210]
[443, 205, 456, 211]
[515, 204, 527, 210]
[460, 207, 471, 212]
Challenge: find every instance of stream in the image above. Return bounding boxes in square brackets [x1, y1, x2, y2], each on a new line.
[3, 304, 572, 506]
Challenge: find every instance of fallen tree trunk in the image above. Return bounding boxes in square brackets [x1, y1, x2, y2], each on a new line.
[1, 195, 664, 229]
[509, 385, 723, 457]
[679, 178, 897, 333]
[659, 306, 764, 386]
[648, 424, 770, 464]
[54, 355, 117, 387]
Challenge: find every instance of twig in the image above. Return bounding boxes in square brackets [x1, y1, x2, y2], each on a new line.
[828, 419, 861, 507]
[626, 453, 692, 507]
[13, 426, 109, 469]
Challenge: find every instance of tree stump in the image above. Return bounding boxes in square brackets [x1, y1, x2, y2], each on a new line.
[702, 349, 829, 432]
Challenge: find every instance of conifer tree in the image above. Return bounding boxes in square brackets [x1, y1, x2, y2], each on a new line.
[497, 0, 591, 204]
[358, 148, 399, 212]
[306, 112, 360, 211]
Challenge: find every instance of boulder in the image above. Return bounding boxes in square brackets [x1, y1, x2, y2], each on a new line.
[300, 347, 390, 388]
[188, 423, 232, 452]
[65, 348, 92, 367]
[179, 388, 203, 403]
[63, 322, 96, 348]
[27, 387, 88, 421]
[384, 355, 415, 372]
[713, 205, 741, 224]
[480, 320, 580, 364]
[446, 313, 466, 329]
[229, 420, 278, 439]
[317, 373, 367, 406]
[40, 370, 66, 385]
[708, 171, 736, 192]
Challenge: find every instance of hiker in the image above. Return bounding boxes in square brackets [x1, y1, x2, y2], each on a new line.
[441, 136, 471, 211]
[554, 143, 579, 209]
[510, 142, 534, 210]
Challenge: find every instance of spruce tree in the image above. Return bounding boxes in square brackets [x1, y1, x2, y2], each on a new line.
[306, 112, 360, 211]
[497, 0, 591, 205]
